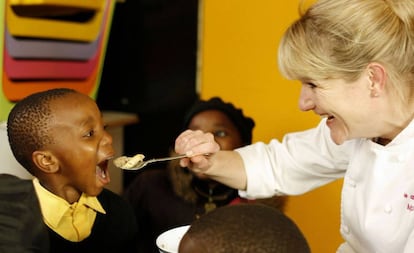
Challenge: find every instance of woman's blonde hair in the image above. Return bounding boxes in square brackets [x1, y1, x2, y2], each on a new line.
[278, 0, 414, 111]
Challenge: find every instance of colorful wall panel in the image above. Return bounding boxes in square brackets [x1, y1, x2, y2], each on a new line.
[0, 0, 116, 122]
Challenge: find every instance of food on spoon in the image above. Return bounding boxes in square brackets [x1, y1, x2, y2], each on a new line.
[113, 153, 145, 169]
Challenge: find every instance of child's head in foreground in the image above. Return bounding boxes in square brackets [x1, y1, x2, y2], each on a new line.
[179, 203, 310, 253]
[7, 88, 114, 203]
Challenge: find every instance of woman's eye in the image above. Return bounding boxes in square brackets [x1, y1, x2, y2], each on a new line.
[306, 82, 317, 89]
[213, 130, 227, 138]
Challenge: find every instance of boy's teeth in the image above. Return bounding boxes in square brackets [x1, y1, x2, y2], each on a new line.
[96, 166, 106, 178]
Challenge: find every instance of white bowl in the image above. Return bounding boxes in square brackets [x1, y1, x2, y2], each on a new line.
[156, 225, 190, 253]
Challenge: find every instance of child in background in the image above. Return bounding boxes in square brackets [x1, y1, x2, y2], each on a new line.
[179, 203, 310, 253]
[7, 88, 138, 252]
[124, 97, 286, 253]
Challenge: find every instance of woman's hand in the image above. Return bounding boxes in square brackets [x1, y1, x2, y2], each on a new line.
[174, 130, 220, 173]
[175, 129, 247, 190]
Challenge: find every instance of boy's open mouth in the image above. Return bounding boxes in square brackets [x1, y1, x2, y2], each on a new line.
[96, 160, 110, 184]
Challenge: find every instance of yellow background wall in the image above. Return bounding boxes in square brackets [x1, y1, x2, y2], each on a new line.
[198, 1, 344, 252]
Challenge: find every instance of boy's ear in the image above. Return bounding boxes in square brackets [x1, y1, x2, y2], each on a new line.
[32, 151, 59, 173]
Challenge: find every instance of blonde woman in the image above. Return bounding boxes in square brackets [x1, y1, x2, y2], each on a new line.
[175, 0, 414, 252]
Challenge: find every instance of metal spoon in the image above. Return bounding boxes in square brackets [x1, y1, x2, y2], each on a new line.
[119, 154, 188, 170]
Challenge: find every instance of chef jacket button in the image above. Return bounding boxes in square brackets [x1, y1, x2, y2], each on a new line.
[384, 205, 392, 213]
[397, 154, 405, 162]
[347, 180, 356, 188]
[342, 225, 350, 234]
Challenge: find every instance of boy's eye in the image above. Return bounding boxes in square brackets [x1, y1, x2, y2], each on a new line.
[213, 130, 227, 138]
[84, 130, 94, 137]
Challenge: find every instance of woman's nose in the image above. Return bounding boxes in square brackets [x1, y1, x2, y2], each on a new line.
[298, 86, 315, 111]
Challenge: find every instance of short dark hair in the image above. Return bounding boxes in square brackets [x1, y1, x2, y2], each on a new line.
[7, 88, 77, 174]
[181, 203, 310, 253]
[183, 97, 255, 145]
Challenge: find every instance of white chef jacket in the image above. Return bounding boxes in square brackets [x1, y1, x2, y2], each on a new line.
[236, 118, 414, 253]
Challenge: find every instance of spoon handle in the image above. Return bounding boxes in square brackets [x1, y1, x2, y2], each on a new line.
[147, 154, 188, 163]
